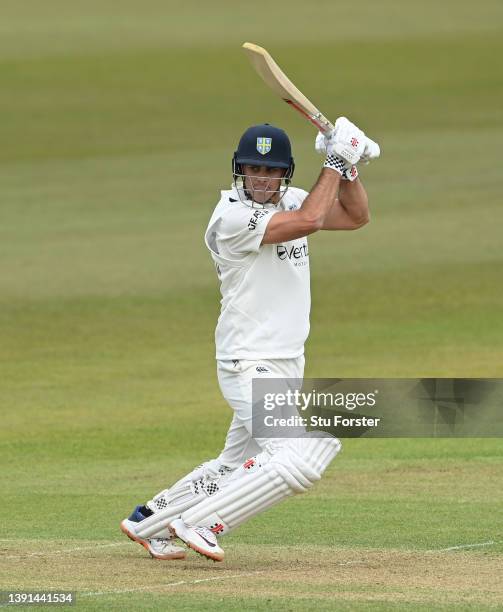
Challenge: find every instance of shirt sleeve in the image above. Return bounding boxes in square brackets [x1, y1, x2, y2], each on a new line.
[288, 187, 310, 210]
[218, 206, 277, 255]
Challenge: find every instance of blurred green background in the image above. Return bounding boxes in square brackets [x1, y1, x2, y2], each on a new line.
[2, 0, 502, 384]
[1, 1, 502, 608]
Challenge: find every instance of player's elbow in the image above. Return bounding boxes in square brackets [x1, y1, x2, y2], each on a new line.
[308, 217, 325, 233]
[352, 210, 370, 229]
[300, 212, 324, 233]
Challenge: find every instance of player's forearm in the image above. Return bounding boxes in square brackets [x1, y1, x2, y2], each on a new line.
[338, 178, 370, 225]
[261, 169, 341, 244]
[298, 168, 341, 229]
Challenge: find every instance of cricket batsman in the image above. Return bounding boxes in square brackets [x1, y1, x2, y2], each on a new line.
[120, 117, 379, 561]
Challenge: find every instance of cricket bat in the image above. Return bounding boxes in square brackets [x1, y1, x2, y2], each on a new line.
[242, 42, 380, 159]
[242, 42, 334, 136]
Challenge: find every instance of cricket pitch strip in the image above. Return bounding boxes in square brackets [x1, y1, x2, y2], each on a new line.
[1, 539, 501, 610]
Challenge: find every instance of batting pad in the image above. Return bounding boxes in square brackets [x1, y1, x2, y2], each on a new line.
[134, 460, 234, 539]
[182, 433, 341, 536]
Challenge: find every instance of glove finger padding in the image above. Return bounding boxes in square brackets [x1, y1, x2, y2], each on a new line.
[360, 138, 381, 164]
[330, 118, 366, 165]
[315, 131, 329, 155]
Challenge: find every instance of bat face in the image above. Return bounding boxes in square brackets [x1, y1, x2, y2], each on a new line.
[242, 42, 334, 135]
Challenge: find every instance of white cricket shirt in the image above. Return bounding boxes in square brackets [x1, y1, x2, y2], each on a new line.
[204, 186, 311, 360]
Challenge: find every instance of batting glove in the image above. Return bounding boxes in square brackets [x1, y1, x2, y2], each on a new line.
[315, 119, 381, 165]
[341, 165, 359, 181]
[329, 117, 366, 165]
[323, 156, 358, 180]
[359, 137, 381, 164]
[318, 125, 352, 176]
[323, 152, 351, 175]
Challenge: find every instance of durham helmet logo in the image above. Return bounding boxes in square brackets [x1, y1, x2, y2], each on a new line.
[256, 137, 272, 155]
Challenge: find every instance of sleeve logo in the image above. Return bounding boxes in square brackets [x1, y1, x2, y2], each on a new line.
[248, 209, 269, 230]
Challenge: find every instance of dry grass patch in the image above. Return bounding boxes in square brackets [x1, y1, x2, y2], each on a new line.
[1, 540, 501, 607]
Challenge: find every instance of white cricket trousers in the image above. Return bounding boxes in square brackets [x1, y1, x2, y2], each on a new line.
[215, 356, 305, 469]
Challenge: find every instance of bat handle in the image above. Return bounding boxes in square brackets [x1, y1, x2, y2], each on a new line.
[310, 112, 334, 136]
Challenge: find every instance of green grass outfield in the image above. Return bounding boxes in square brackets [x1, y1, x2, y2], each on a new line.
[1, 1, 502, 609]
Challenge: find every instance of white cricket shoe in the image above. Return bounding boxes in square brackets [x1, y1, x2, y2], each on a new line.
[120, 518, 187, 560]
[169, 518, 224, 562]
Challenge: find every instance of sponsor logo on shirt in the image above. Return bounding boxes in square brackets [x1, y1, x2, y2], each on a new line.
[248, 209, 269, 230]
[276, 243, 309, 265]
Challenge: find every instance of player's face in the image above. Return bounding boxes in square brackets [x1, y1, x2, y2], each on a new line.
[243, 165, 285, 204]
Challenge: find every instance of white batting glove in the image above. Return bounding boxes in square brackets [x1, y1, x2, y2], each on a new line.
[322, 152, 358, 180]
[329, 117, 366, 165]
[315, 120, 381, 165]
[316, 125, 353, 176]
[315, 130, 331, 155]
[341, 165, 359, 181]
[323, 152, 351, 175]
[360, 137, 381, 164]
